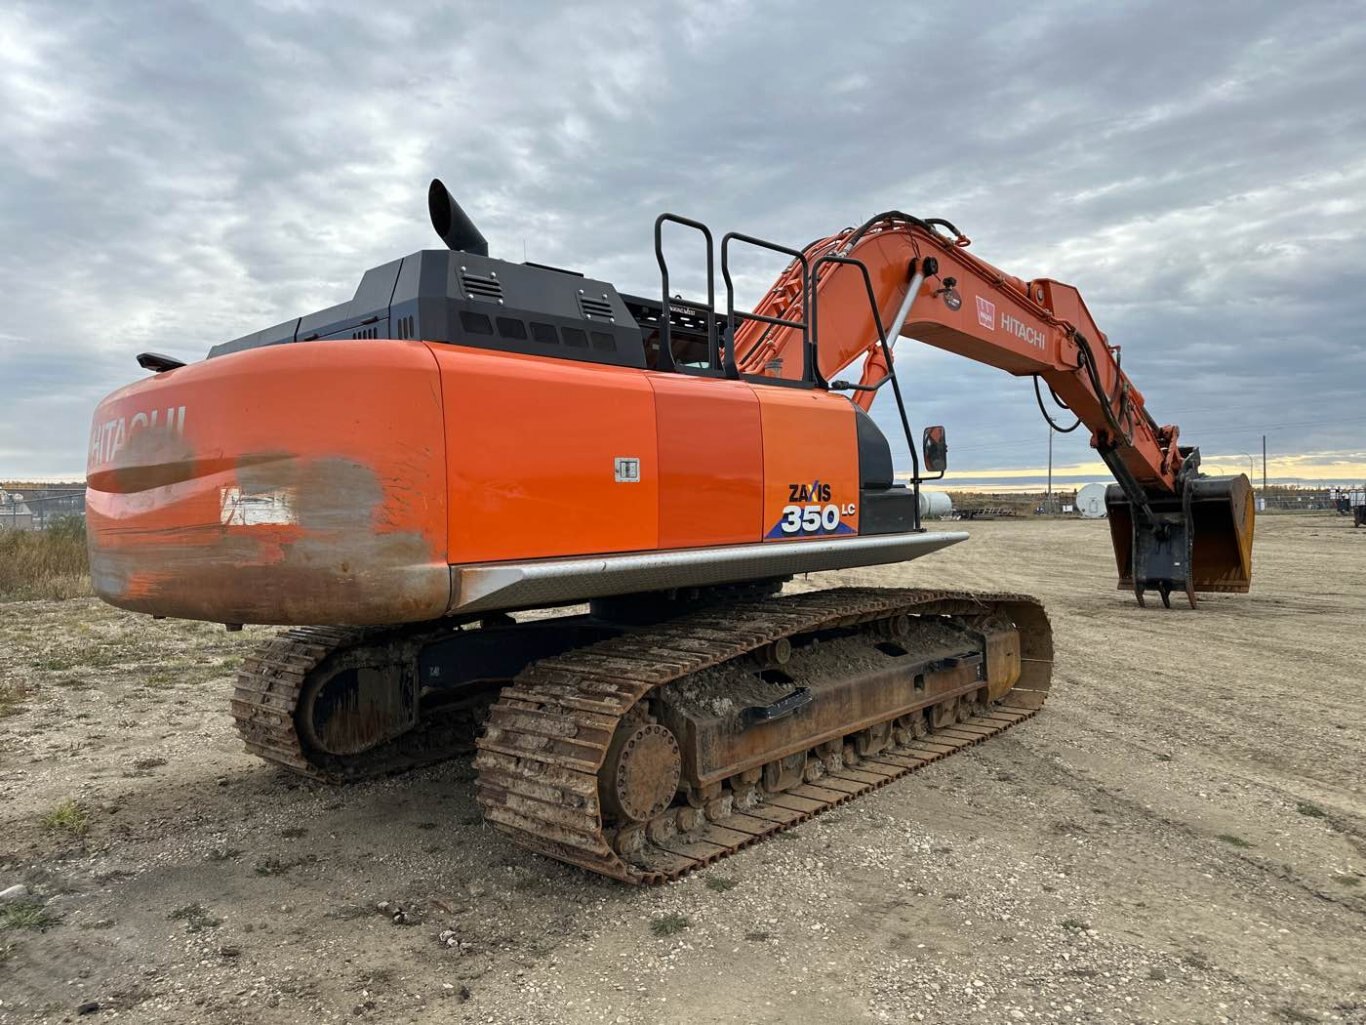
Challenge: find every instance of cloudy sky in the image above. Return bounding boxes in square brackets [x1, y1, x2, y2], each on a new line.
[2, 0, 1363, 484]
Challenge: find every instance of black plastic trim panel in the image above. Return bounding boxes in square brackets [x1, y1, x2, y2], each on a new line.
[859, 488, 920, 535]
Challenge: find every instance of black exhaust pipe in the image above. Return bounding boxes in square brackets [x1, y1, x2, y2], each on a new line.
[428, 178, 488, 256]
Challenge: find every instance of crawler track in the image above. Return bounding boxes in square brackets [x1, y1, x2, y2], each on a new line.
[231, 587, 1051, 881]
[475, 587, 1051, 883]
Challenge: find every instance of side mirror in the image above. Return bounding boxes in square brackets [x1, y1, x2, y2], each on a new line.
[922, 425, 948, 474]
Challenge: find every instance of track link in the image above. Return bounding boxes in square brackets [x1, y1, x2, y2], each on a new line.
[474, 587, 1052, 883]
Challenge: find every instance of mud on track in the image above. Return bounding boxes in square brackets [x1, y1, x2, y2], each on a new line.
[1, 516, 1363, 1024]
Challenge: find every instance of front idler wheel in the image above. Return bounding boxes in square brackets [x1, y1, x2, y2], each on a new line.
[599, 721, 682, 824]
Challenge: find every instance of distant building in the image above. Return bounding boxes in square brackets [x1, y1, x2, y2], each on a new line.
[0, 484, 85, 530]
[0, 490, 35, 531]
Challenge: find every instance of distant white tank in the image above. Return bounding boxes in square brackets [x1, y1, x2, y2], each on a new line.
[1077, 482, 1109, 519]
[918, 489, 953, 520]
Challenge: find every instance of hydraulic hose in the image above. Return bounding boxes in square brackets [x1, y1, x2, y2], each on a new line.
[1034, 375, 1082, 433]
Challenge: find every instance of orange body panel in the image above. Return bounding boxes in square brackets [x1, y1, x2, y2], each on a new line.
[86, 335, 875, 624]
[86, 341, 450, 624]
[649, 374, 763, 548]
[754, 387, 860, 540]
[433, 346, 660, 563]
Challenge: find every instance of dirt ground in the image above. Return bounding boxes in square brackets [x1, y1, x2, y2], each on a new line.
[1, 516, 1363, 1025]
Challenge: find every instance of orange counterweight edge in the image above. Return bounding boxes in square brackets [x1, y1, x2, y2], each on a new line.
[86, 340, 450, 625]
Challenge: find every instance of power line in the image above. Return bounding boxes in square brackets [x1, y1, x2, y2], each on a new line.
[875, 408, 1366, 454]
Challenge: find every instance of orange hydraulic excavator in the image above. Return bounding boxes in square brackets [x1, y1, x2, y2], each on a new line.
[86, 181, 1254, 882]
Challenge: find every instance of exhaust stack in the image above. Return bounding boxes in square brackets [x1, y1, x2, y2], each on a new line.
[428, 178, 488, 256]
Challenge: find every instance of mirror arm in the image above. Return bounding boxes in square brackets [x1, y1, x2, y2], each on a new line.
[829, 378, 885, 393]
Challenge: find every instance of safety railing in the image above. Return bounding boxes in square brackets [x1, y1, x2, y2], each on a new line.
[653, 214, 721, 375]
[721, 232, 815, 387]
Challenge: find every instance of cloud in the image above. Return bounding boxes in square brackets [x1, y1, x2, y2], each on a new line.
[1, 0, 1363, 483]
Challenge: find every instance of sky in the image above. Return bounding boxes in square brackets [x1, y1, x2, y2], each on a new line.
[2, 0, 1364, 484]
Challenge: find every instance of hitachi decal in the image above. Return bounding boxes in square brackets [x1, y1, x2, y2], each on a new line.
[89, 405, 186, 468]
[1000, 313, 1047, 349]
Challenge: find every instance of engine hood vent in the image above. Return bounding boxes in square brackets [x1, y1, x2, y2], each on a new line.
[578, 295, 614, 320]
[462, 272, 504, 303]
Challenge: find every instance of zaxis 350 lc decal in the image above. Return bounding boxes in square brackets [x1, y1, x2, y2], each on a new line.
[766, 480, 857, 539]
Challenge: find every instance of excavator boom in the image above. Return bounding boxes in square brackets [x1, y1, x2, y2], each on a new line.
[732, 215, 1254, 607]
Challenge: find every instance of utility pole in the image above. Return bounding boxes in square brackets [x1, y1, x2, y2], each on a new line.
[1262, 434, 1267, 494]
[1046, 428, 1053, 514]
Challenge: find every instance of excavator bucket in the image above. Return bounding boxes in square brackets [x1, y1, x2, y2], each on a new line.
[1106, 474, 1255, 608]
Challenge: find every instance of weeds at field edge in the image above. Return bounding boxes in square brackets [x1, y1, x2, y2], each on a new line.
[0, 518, 91, 601]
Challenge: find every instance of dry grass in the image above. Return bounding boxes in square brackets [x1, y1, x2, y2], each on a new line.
[0, 901, 56, 932]
[650, 913, 690, 936]
[40, 798, 90, 837]
[0, 518, 91, 601]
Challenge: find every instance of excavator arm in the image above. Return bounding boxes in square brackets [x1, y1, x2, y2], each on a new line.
[732, 215, 1255, 608]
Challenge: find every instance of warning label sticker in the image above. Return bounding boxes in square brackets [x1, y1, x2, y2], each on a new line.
[976, 296, 996, 331]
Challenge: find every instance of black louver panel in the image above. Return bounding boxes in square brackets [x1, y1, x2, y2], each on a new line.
[578, 295, 615, 321]
[461, 272, 503, 302]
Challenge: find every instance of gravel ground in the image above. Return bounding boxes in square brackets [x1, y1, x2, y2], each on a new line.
[0, 515, 1362, 1025]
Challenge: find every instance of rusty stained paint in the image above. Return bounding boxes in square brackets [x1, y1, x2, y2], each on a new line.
[85, 339, 451, 627]
[652, 617, 1024, 788]
[90, 455, 449, 626]
[662, 657, 994, 789]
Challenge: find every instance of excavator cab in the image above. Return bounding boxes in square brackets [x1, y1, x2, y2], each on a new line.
[1106, 471, 1255, 608]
